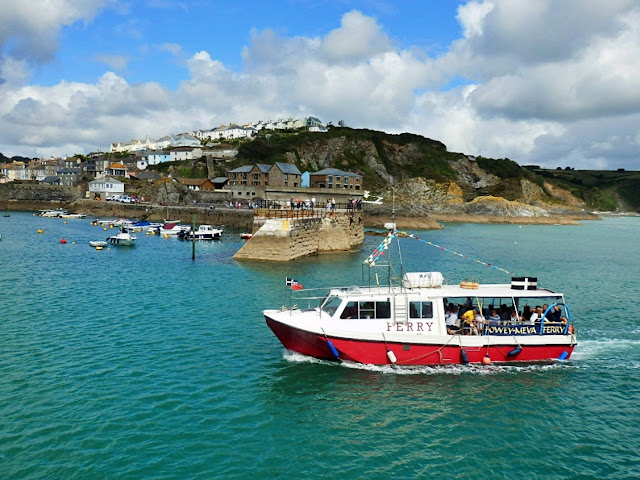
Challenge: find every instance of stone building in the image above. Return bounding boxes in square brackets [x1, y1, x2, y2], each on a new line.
[309, 168, 362, 190]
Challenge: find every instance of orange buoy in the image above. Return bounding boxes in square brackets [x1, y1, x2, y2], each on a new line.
[482, 354, 492, 365]
[60, 238, 67, 244]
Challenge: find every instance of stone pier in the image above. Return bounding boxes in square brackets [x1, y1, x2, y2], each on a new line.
[233, 209, 364, 261]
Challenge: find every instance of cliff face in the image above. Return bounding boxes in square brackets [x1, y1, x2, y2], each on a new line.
[233, 128, 595, 218]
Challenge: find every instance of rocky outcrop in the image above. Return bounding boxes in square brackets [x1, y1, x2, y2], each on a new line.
[233, 213, 363, 261]
[152, 181, 193, 205]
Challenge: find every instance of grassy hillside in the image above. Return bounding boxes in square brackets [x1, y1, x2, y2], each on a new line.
[535, 168, 640, 212]
[142, 126, 636, 212]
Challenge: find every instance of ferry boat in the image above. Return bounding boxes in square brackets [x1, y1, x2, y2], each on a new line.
[264, 230, 577, 366]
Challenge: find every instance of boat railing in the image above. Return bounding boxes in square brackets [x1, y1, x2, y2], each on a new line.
[283, 284, 407, 315]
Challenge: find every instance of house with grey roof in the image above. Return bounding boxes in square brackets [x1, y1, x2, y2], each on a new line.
[89, 177, 125, 200]
[228, 163, 301, 187]
[309, 168, 362, 190]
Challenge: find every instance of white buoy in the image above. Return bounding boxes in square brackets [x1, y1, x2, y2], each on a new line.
[387, 350, 397, 364]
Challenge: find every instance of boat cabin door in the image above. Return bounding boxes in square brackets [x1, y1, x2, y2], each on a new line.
[394, 294, 409, 323]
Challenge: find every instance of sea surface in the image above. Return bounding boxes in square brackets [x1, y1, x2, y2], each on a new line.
[0, 212, 639, 479]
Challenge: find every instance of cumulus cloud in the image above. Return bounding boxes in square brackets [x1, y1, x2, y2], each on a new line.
[1, 2, 640, 171]
[0, 1, 114, 64]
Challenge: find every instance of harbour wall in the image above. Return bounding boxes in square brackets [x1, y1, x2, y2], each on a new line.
[233, 210, 364, 261]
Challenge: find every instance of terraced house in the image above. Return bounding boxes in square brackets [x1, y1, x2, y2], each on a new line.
[309, 168, 362, 190]
[228, 162, 301, 187]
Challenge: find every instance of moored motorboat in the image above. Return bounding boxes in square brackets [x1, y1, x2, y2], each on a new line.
[264, 229, 577, 366]
[158, 222, 191, 236]
[39, 209, 68, 217]
[240, 233, 253, 240]
[89, 240, 108, 248]
[60, 212, 87, 219]
[107, 226, 137, 246]
[178, 224, 222, 240]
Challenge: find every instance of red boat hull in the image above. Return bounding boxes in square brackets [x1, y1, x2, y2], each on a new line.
[265, 316, 575, 366]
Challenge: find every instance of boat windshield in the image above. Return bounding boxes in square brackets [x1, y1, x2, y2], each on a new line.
[320, 296, 343, 317]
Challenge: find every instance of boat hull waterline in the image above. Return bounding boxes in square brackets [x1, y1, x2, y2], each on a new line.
[265, 316, 576, 366]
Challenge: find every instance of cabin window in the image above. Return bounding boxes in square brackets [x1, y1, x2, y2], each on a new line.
[409, 301, 433, 319]
[345, 301, 391, 319]
[321, 296, 343, 316]
[340, 301, 358, 319]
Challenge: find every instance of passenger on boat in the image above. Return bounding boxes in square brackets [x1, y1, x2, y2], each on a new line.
[529, 306, 543, 325]
[499, 303, 510, 321]
[445, 304, 459, 334]
[488, 308, 501, 323]
[522, 305, 533, 322]
[460, 297, 473, 314]
[461, 308, 482, 335]
[548, 304, 567, 324]
[508, 307, 521, 324]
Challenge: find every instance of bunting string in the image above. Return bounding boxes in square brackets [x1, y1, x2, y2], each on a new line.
[363, 231, 395, 266]
[395, 231, 518, 276]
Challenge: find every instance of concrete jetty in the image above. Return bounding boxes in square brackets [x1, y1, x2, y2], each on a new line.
[233, 208, 364, 261]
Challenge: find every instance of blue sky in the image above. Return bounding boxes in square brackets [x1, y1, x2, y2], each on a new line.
[1, 1, 639, 170]
[39, 1, 463, 88]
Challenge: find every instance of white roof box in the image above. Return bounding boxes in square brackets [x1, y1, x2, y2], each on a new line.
[402, 272, 443, 288]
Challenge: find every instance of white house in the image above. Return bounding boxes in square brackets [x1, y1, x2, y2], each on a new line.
[110, 136, 157, 153]
[89, 177, 125, 200]
[138, 151, 171, 169]
[211, 125, 257, 140]
[170, 147, 202, 162]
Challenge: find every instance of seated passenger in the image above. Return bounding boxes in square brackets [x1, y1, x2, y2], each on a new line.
[508, 307, 521, 324]
[488, 308, 501, 323]
[445, 305, 459, 334]
[499, 304, 510, 321]
[474, 310, 487, 334]
[548, 304, 567, 324]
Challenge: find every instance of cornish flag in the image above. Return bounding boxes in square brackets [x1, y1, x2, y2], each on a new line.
[511, 276, 537, 290]
[286, 277, 303, 290]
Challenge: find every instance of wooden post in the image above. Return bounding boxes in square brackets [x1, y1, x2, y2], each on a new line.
[192, 214, 196, 260]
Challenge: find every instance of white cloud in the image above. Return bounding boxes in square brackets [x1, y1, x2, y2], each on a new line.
[0, 1, 114, 64]
[1, 2, 640, 172]
[321, 10, 393, 62]
[94, 54, 131, 71]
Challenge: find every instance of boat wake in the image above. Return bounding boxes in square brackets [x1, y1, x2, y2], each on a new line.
[282, 350, 574, 375]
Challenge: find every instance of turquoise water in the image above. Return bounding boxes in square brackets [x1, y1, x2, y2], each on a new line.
[1, 213, 639, 479]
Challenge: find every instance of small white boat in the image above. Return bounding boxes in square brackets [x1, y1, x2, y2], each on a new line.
[158, 222, 191, 236]
[89, 240, 108, 248]
[107, 227, 137, 246]
[179, 225, 222, 240]
[60, 212, 87, 219]
[39, 209, 68, 217]
[240, 233, 253, 240]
